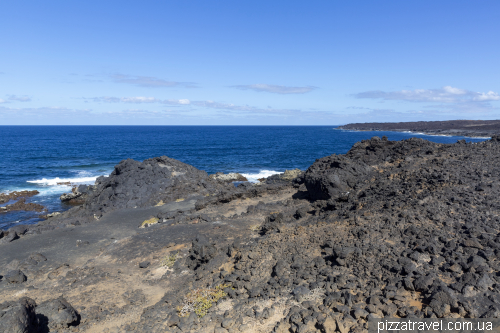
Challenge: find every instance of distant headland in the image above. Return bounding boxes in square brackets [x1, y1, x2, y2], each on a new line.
[336, 119, 500, 138]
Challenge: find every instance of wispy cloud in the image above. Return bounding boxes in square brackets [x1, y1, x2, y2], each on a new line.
[85, 96, 191, 105]
[231, 84, 316, 94]
[0, 99, 6, 104]
[162, 99, 191, 105]
[353, 86, 500, 115]
[0, 105, 93, 117]
[110, 74, 196, 88]
[191, 100, 304, 115]
[8, 95, 31, 102]
[87, 96, 160, 103]
[354, 86, 500, 103]
[85, 95, 305, 115]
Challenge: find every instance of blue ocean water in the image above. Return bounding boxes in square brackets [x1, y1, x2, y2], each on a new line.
[0, 126, 489, 229]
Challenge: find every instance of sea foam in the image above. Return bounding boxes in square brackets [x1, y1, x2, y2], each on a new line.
[240, 170, 281, 183]
[27, 176, 100, 186]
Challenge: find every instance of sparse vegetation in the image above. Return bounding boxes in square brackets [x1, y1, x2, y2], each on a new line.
[155, 200, 164, 206]
[175, 198, 185, 202]
[139, 217, 159, 228]
[177, 284, 230, 318]
[249, 224, 261, 231]
[161, 251, 178, 268]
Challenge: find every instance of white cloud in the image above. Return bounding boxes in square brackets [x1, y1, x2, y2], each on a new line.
[0, 99, 5, 103]
[110, 74, 196, 88]
[86, 96, 191, 105]
[231, 84, 316, 94]
[355, 86, 500, 103]
[474, 91, 500, 101]
[162, 99, 191, 105]
[8, 95, 32, 102]
[87, 96, 159, 103]
[121, 97, 158, 103]
[191, 100, 305, 115]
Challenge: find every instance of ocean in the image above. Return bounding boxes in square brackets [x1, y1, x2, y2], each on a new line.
[0, 126, 488, 230]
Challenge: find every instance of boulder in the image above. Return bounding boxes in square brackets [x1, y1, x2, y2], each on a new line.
[8, 225, 28, 236]
[29, 253, 47, 263]
[4, 270, 27, 284]
[60, 185, 93, 205]
[36, 297, 79, 329]
[304, 154, 372, 200]
[77, 156, 209, 217]
[0, 231, 18, 244]
[0, 297, 38, 333]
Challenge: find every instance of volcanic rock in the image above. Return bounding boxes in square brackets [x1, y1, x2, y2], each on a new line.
[36, 297, 79, 330]
[0, 297, 38, 333]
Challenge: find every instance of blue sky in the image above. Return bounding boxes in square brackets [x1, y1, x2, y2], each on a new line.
[1, 1, 499, 125]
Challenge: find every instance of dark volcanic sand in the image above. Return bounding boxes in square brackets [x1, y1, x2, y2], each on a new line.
[337, 120, 500, 138]
[2, 136, 500, 332]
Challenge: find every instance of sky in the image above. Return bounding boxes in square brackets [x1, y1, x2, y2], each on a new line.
[0, 1, 499, 125]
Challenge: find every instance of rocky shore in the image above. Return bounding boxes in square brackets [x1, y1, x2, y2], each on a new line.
[336, 120, 500, 138]
[2, 136, 500, 332]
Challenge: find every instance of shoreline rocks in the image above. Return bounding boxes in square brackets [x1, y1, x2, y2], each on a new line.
[0, 190, 39, 204]
[0, 198, 46, 215]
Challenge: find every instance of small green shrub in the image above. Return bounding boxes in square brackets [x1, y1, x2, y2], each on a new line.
[161, 252, 178, 268]
[177, 284, 230, 318]
[249, 224, 261, 231]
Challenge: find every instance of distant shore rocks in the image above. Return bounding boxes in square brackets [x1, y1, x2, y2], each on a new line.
[0, 190, 39, 204]
[0, 198, 46, 215]
[336, 119, 500, 138]
[0, 190, 45, 215]
[208, 172, 248, 182]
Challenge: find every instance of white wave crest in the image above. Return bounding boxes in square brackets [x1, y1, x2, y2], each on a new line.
[240, 170, 281, 183]
[27, 176, 99, 186]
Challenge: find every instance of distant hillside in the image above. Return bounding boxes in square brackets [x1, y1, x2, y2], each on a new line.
[337, 120, 500, 137]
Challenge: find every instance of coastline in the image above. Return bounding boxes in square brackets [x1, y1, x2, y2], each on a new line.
[335, 119, 500, 138]
[3, 135, 500, 331]
[335, 127, 493, 139]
